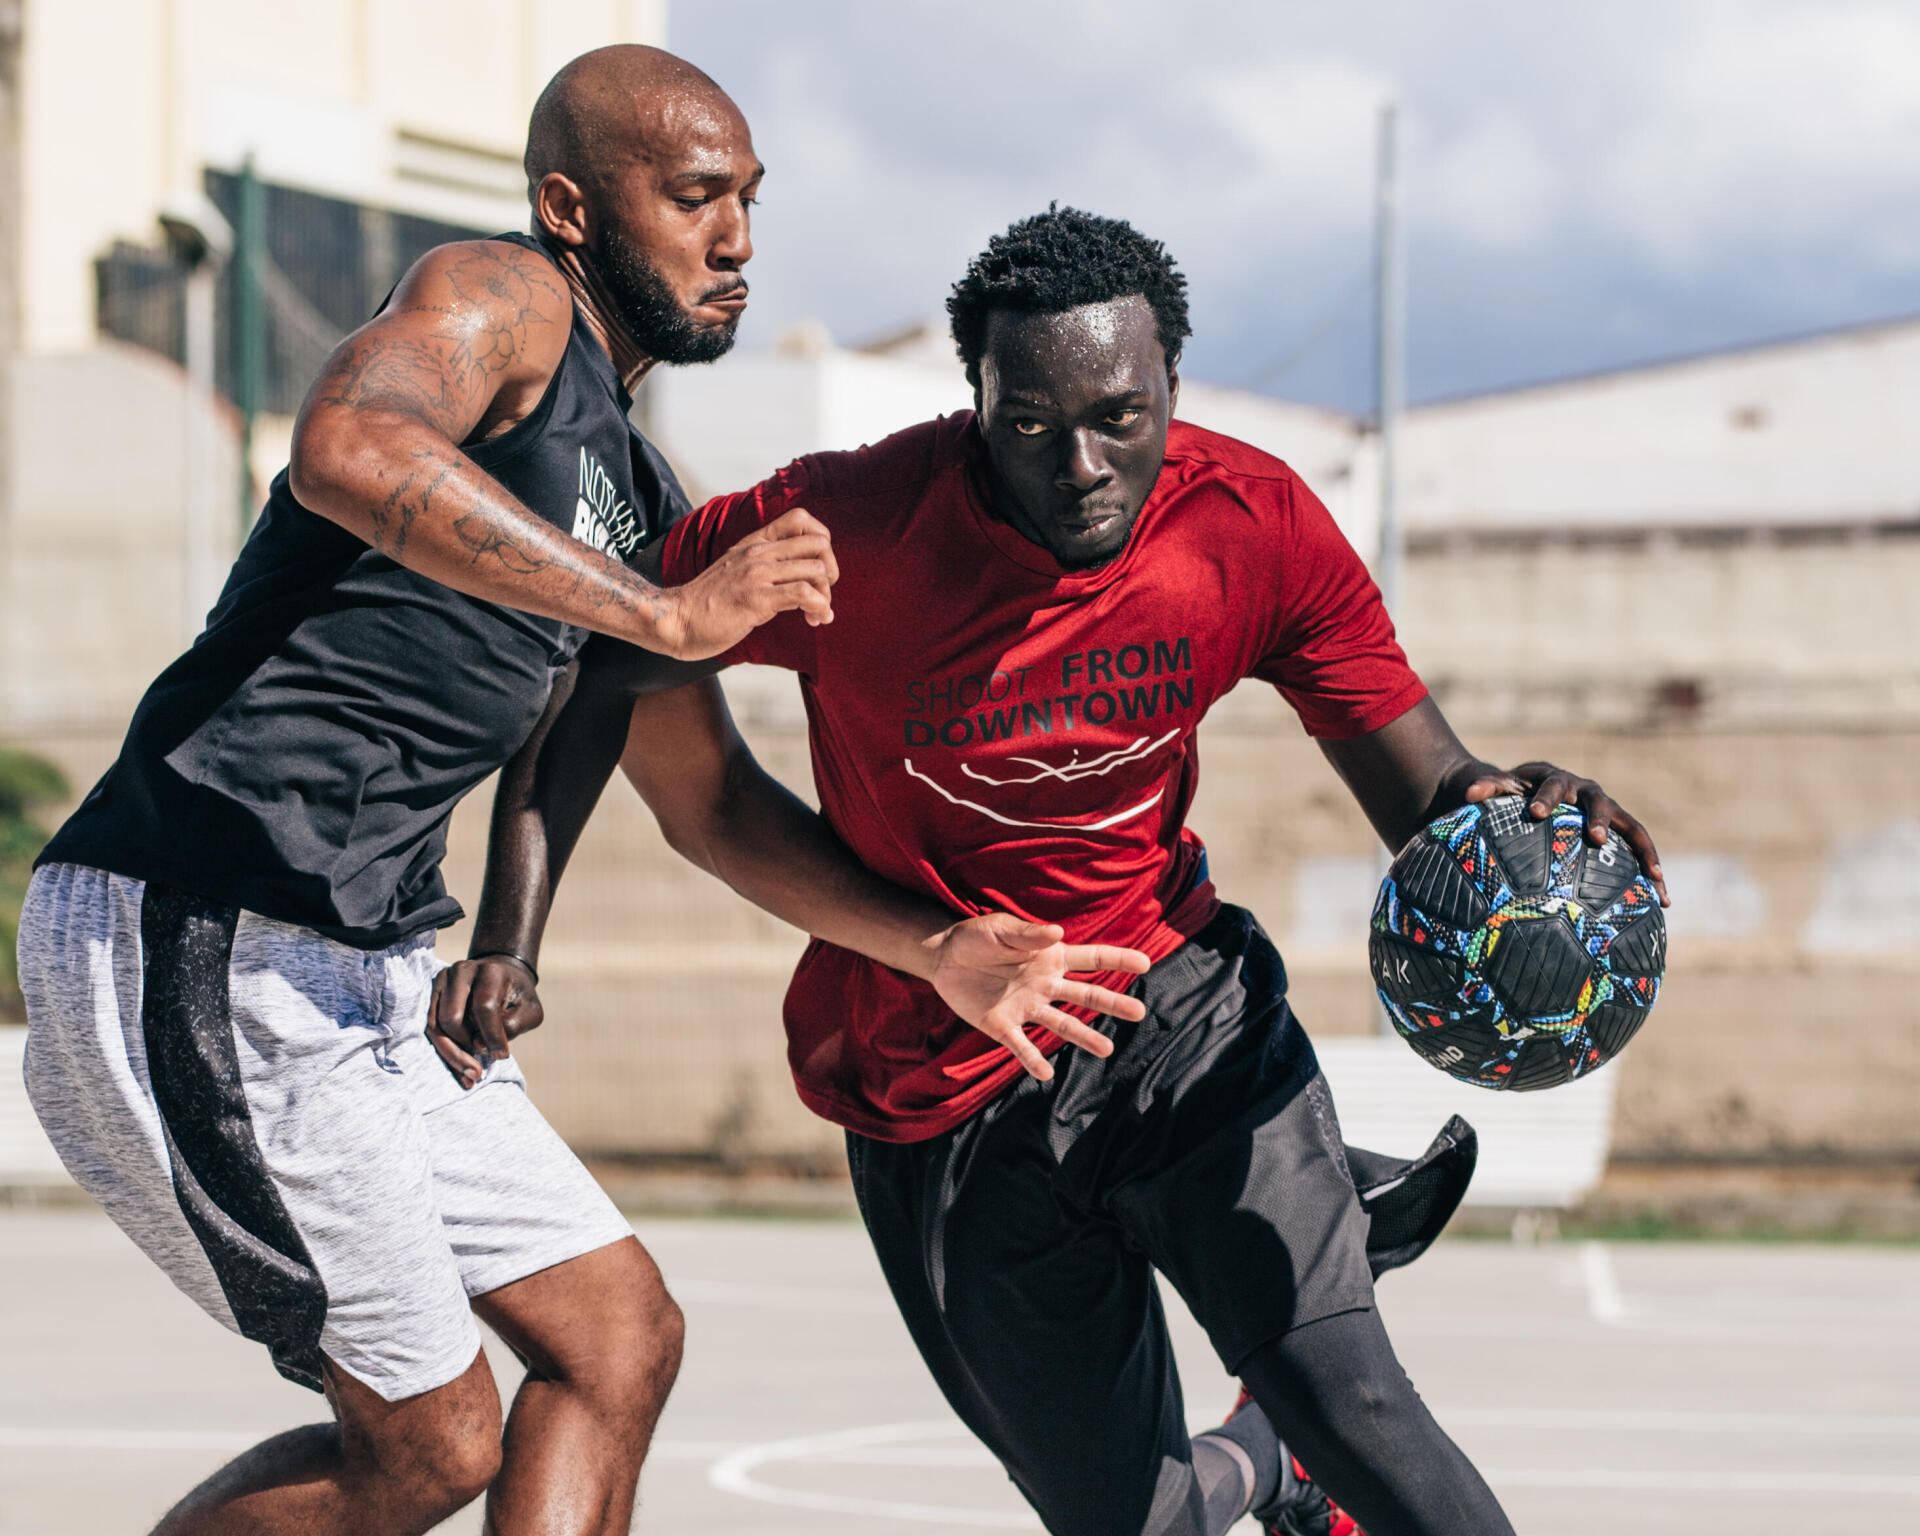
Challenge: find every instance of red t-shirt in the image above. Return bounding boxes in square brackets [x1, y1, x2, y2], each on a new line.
[659, 414, 1426, 1142]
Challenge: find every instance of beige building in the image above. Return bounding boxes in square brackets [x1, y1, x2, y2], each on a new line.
[0, 0, 665, 735]
[17, 0, 665, 355]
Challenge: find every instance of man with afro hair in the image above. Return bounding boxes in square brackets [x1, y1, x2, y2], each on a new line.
[441, 206, 1664, 1535]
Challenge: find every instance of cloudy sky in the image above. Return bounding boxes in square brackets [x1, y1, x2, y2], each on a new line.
[673, 0, 1920, 412]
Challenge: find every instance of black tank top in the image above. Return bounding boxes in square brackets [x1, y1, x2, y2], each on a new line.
[42, 233, 691, 946]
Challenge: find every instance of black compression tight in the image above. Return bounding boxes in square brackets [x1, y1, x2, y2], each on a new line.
[1239, 1307, 1516, 1536]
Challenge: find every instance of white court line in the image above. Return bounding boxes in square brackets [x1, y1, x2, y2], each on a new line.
[1481, 1468, 1920, 1496]
[0, 1428, 737, 1459]
[707, 1419, 1920, 1523]
[1440, 1407, 1920, 1437]
[1579, 1241, 1629, 1326]
[709, 1421, 1042, 1528]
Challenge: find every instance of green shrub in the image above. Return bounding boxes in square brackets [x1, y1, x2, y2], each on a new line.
[0, 750, 69, 1021]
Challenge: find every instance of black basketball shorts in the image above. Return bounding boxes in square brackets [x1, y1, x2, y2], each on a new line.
[848, 903, 1397, 1533]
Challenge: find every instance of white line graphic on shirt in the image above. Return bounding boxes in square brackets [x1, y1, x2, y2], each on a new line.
[903, 761, 1165, 831]
[957, 730, 1181, 787]
[904, 729, 1180, 832]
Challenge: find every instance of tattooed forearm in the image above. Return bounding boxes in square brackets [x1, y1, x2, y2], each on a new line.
[449, 491, 666, 622]
[370, 472, 419, 559]
[353, 432, 666, 624]
[366, 451, 458, 561]
[291, 238, 683, 648]
[449, 502, 556, 578]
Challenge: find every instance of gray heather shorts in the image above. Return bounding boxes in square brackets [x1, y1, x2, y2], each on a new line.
[17, 863, 633, 1402]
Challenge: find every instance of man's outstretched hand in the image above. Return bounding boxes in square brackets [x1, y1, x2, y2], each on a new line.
[430, 955, 543, 1089]
[1463, 761, 1668, 907]
[922, 913, 1151, 1081]
[430, 914, 1154, 1089]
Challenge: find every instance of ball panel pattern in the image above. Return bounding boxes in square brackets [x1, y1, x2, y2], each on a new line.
[1388, 835, 1492, 931]
[1369, 797, 1665, 1091]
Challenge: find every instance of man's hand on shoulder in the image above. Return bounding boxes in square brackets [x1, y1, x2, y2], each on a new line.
[429, 954, 544, 1089]
[1464, 762, 1668, 906]
[654, 507, 838, 660]
[922, 914, 1151, 1080]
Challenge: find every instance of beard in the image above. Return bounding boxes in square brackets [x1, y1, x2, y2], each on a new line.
[588, 222, 742, 366]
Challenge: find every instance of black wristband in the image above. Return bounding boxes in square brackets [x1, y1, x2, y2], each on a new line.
[469, 950, 539, 986]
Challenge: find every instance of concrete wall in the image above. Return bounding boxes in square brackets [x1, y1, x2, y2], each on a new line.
[1399, 529, 1920, 731]
[406, 659, 1920, 1169]
[16, 683, 1914, 1169]
[0, 346, 241, 734]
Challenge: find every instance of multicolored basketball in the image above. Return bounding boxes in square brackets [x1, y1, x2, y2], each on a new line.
[1369, 795, 1666, 1091]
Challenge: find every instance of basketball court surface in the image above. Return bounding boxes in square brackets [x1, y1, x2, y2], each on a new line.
[3, 1207, 1915, 1534]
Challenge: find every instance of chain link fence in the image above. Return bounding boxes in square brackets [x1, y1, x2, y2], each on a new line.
[95, 168, 493, 415]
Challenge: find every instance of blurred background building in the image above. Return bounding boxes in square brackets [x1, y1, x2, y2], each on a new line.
[1, 0, 1915, 1230]
[0, 0, 666, 732]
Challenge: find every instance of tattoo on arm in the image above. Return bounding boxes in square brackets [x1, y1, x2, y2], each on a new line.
[300, 241, 674, 629]
[434, 245, 564, 386]
[357, 437, 666, 622]
[447, 491, 667, 622]
[368, 450, 457, 561]
[311, 243, 568, 443]
[450, 499, 554, 578]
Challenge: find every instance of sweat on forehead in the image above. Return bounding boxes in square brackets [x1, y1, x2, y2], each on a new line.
[980, 298, 1166, 382]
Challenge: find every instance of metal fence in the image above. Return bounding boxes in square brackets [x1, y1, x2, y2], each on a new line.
[95, 169, 491, 417]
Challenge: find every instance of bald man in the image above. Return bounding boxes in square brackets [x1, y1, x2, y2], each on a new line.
[18, 46, 839, 1536]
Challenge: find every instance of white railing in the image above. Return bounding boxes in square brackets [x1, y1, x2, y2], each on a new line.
[2, 1025, 1618, 1208]
[1316, 1037, 1616, 1208]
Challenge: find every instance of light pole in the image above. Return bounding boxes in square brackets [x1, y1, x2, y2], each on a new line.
[1373, 102, 1406, 1038]
[1374, 102, 1404, 619]
[233, 156, 266, 535]
[159, 194, 233, 646]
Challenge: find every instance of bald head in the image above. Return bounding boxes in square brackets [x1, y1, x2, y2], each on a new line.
[523, 46, 760, 371]
[525, 45, 735, 205]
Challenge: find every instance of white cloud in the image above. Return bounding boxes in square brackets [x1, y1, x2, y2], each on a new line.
[763, 57, 871, 190]
[1589, 0, 1920, 269]
[1203, 52, 1394, 229]
[1420, 106, 1564, 251]
[680, 0, 1920, 402]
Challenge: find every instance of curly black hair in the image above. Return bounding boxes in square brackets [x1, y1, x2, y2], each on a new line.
[947, 205, 1192, 385]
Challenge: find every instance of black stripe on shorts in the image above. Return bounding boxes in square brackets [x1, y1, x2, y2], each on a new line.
[141, 883, 330, 1392]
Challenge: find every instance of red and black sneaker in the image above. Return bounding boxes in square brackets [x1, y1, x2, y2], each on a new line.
[1252, 1452, 1363, 1536]
[1228, 1388, 1364, 1536]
